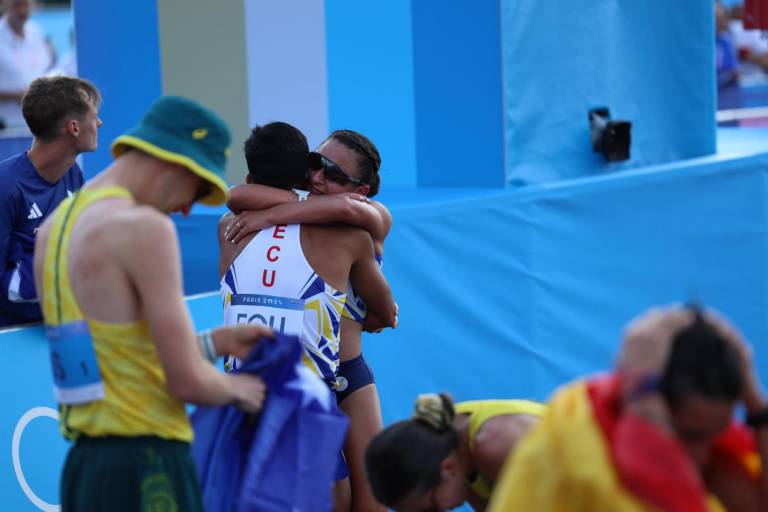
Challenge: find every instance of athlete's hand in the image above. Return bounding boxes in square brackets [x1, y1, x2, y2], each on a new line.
[617, 306, 693, 377]
[363, 303, 398, 333]
[213, 324, 275, 360]
[224, 210, 270, 244]
[363, 311, 385, 333]
[229, 374, 267, 414]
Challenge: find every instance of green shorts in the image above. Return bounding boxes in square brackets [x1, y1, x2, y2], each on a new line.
[61, 435, 203, 512]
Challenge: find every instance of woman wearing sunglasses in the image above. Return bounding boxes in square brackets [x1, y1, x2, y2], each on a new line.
[365, 393, 544, 512]
[224, 128, 392, 512]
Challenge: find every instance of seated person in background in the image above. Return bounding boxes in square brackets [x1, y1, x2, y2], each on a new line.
[717, 2, 740, 89]
[0, 0, 53, 128]
[0, 76, 100, 327]
[729, 4, 768, 75]
[365, 393, 544, 512]
[489, 305, 768, 512]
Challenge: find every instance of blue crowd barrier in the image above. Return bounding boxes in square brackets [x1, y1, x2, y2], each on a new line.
[4, 130, 768, 509]
[0, 294, 221, 511]
[0, 134, 32, 163]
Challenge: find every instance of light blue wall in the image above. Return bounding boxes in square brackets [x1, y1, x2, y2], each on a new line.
[503, 0, 717, 184]
[325, 0, 418, 188]
[412, 0, 506, 187]
[74, 0, 163, 178]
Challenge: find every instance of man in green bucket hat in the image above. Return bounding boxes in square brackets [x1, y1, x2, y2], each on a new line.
[33, 95, 273, 511]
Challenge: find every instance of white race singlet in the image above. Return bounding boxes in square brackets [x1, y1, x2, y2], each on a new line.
[221, 224, 346, 389]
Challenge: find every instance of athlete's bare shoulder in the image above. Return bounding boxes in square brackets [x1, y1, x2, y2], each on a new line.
[218, 211, 235, 238]
[76, 203, 178, 269]
[305, 223, 374, 261]
[112, 205, 176, 248]
[305, 222, 371, 243]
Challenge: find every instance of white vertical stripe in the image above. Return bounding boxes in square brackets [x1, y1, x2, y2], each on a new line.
[243, 0, 329, 149]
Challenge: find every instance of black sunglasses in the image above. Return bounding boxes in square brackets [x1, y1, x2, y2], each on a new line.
[307, 151, 368, 186]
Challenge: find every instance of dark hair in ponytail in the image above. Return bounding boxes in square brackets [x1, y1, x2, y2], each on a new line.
[365, 394, 458, 507]
[329, 129, 381, 197]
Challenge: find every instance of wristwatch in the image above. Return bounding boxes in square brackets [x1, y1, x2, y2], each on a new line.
[292, 188, 309, 202]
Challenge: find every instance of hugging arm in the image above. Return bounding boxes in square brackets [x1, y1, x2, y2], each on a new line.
[349, 233, 396, 330]
[226, 192, 391, 246]
[227, 184, 297, 214]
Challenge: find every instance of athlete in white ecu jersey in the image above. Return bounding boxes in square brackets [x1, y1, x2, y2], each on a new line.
[221, 221, 348, 385]
[218, 122, 397, 509]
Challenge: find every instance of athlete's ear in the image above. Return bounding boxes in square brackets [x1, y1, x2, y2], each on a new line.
[355, 184, 370, 197]
[65, 118, 80, 138]
[439, 453, 461, 481]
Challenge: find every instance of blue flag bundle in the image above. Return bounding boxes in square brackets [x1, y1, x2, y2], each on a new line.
[191, 333, 349, 512]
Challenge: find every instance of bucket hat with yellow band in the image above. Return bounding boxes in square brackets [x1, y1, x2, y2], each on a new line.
[111, 95, 231, 206]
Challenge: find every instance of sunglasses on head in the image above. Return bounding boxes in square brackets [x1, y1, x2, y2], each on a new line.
[307, 151, 368, 186]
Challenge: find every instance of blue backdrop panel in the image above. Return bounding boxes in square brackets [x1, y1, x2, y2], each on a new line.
[173, 206, 228, 296]
[325, 0, 419, 187]
[0, 295, 220, 511]
[502, 0, 716, 184]
[0, 134, 32, 162]
[366, 151, 768, 425]
[74, 0, 163, 178]
[411, 0, 506, 187]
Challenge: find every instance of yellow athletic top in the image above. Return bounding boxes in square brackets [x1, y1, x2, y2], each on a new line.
[42, 186, 192, 442]
[455, 399, 546, 499]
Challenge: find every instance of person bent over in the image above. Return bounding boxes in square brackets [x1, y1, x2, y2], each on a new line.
[366, 393, 543, 511]
[490, 305, 768, 512]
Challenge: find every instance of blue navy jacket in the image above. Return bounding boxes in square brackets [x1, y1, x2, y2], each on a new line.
[192, 333, 349, 512]
[0, 152, 84, 326]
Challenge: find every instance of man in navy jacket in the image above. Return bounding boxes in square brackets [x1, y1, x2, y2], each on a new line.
[0, 76, 101, 326]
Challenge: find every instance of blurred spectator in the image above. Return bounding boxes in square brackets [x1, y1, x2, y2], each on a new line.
[52, 27, 76, 77]
[0, 0, 54, 129]
[0, 76, 100, 327]
[729, 3, 768, 77]
[717, 2, 740, 89]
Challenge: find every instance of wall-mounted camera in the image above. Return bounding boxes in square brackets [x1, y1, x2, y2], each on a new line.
[589, 107, 631, 162]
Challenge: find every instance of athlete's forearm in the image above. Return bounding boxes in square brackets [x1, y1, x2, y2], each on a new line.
[227, 184, 296, 213]
[351, 260, 396, 329]
[259, 196, 361, 227]
[171, 361, 236, 404]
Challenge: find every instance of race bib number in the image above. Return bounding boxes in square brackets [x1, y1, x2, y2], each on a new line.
[226, 293, 304, 334]
[46, 321, 105, 405]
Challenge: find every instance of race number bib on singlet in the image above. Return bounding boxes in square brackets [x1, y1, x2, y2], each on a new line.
[46, 320, 105, 404]
[226, 293, 304, 334]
